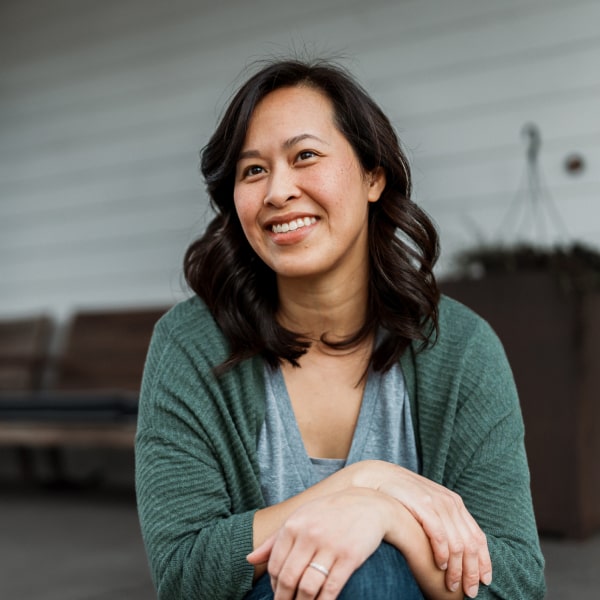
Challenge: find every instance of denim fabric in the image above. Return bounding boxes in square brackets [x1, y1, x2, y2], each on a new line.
[243, 542, 424, 599]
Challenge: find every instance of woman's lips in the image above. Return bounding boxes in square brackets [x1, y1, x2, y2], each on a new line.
[266, 215, 319, 245]
[270, 216, 317, 234]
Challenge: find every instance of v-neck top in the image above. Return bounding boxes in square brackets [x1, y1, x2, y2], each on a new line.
[257, 361, 419, 506]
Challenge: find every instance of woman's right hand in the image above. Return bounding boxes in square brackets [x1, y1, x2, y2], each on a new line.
[346, 460, 492, 598]
[249, 488, 396, 600]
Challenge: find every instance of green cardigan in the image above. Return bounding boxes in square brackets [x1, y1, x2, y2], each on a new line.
[135, 295, 545, 599]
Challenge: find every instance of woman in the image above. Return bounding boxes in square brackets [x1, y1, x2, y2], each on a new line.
[135, 58, 545, 599]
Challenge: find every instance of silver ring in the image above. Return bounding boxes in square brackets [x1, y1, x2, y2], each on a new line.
[308, 561, 330, 577]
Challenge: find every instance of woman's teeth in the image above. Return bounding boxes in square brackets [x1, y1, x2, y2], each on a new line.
[271, 217, 317, 234]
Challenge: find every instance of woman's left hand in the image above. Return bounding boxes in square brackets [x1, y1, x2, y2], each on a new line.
[348, 460, 491, 597]
[247, 488, 394, 600]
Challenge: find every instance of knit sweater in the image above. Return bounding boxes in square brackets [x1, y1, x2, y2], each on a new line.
[135, 295, 546, 599]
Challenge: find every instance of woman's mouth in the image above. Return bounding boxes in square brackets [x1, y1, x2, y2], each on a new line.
[271, 216, 317, 234]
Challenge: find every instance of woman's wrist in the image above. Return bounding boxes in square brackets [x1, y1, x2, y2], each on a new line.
[344, 459, 395, 490]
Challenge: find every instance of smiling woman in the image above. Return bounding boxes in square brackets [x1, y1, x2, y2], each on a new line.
[135, 58, 546, 600]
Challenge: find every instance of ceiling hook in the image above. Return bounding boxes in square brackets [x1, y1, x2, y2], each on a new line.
[522, 122, 541, 166]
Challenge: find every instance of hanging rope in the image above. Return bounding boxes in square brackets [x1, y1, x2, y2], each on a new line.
[497, 123, 570, 246]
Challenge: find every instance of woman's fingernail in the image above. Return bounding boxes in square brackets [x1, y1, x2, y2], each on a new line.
[440, 562, 448, 571]
[450, 582, 459, 592]
[482, 571, 492, 585]
[468, 584, 479, 597]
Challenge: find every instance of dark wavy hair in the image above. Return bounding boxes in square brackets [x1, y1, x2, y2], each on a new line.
[184, 58, 440, 373]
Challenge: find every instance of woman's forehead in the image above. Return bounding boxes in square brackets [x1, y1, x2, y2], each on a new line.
[242, 86, 337, 146]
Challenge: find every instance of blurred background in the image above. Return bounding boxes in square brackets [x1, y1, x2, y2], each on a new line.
[1, 0, 599, 598]
[2, 0, 599, 319]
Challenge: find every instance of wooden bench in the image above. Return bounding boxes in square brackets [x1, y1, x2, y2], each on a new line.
[0, 307, 167, 453]
[0, 314, 53, 392]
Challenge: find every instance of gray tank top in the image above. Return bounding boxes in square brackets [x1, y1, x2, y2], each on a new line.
[257, 361, 420, 506]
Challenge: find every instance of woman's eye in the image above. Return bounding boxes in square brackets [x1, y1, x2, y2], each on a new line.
[243, 165, 264, 177]
[297, 150, 317, 161]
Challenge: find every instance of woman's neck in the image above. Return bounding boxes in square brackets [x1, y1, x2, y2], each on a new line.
[276, 271, 369, 344]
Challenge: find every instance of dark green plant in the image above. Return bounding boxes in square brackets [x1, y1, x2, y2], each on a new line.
[454, 242, 600, 295]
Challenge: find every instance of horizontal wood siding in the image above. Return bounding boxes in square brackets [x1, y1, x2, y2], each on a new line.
[1, 0, 599, 317]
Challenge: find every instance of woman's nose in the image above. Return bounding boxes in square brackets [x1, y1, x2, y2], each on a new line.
[263, 167, 300, 207]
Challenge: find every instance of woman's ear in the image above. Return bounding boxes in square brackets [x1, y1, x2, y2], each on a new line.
[367, 167, 386, 203]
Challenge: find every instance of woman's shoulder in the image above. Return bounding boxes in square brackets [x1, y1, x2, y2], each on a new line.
[157, 295, 219, 337]
[405, 294, 509, 385]
[436, 294, 502, 354]
[438, 294, 488, 333]
[403, 295, 520, 448]
[419, 295, 516, 406]
[151, 296, 229, 362]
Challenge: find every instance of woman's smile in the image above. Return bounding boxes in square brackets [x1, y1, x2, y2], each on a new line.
[270, 216, 317, 235]
[266, 214, 319, 247]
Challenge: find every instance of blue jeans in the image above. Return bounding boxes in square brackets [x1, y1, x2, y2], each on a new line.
[243, 542, 424, 599]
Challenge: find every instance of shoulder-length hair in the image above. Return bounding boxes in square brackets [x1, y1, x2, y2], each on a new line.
[184, 58, 440, 373]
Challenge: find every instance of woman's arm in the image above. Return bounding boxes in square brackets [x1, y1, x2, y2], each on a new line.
[136, 305, 266, 600]
[402, 298, 546, 599]
[249, 461, 491, 598]
[249, 486, 482, 599]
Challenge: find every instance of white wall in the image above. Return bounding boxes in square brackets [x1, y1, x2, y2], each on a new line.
[2, 0, 599, 319]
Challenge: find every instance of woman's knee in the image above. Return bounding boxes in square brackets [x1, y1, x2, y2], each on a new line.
[243, 573, 273, 600]
[337, 542, 424, 599]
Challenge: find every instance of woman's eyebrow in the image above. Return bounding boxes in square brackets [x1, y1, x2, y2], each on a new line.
[238, 133, 328, 161]
[283, 133, 328, 149]
[238, 149, 261, 161]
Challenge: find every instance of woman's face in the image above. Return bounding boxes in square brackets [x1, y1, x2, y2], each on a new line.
[233, 85, 385, 284]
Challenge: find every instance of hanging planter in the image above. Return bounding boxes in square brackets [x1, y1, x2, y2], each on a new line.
[453, 241, 600, 295]
[440, 126, 600, 538]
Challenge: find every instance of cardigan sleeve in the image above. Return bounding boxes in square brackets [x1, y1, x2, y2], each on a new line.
[407, 298, 546, 599]
[135, 304, 264, 599]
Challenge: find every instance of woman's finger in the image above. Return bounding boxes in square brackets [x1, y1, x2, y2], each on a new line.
[265, 529, 297, 599]
[449, 496, 492, 592]
[439, 503, 465, 594]
[270, 524, 334, 599]
[478, 531, 493, 587]
[315, 557, 358, 600]
[293, 557, 334, 600]
[411, 496, 450, 571]
[443, 493, 487, 597]
[247, 533, 276, 565]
